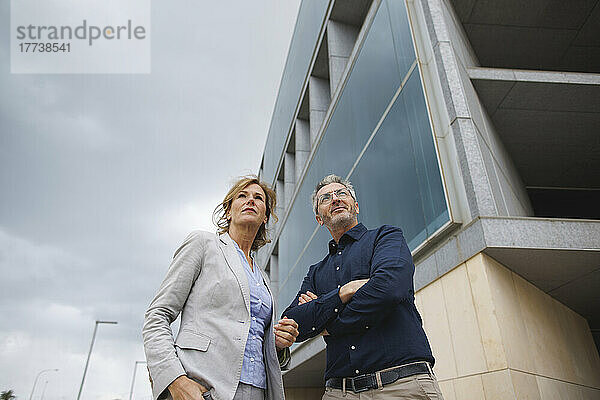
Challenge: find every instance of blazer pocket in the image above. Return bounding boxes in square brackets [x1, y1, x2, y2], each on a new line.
[175, 330, 211, 351]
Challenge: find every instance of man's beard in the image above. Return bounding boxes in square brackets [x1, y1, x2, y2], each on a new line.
[322, 204, 357, 231]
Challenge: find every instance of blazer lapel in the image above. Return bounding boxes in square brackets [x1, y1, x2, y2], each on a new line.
[218, 233, 251, 314]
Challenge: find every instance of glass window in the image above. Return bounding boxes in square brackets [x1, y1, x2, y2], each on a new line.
[275, 1, 450, 313]
[401, 71, 449, 237]
[349, 86, 427, 249]
[386, 0, 417, 78]
[278, 1, 407, 285]
[333, 1, 402, 143]
[349, 71, 449, 250]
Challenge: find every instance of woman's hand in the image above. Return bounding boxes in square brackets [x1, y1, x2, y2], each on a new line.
[274, 317, 299, 349]
[168, 375, 209, 400]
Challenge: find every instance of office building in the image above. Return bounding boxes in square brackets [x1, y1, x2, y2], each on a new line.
[257, 0, 600, 398]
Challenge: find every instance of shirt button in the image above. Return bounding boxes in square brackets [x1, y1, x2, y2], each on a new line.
[312, 327, 316, 331]
[252, 335, 256, 339]
[256, 283, 260, 286]
[250, 357, 255, 362]
[351, 345, 356, 350]
[334, 308, 338, 313]
[336, 266, 340, 271]
[252, 317, 256, 321]
[337, 285, 341, 289]
[355, 370, 360, 374]
[338, 251, 342, 255]
[365, 325, 369, 329]
[258, 299, 262, 304]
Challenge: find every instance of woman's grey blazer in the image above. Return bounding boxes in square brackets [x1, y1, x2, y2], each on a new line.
[142, 231, 285, 400]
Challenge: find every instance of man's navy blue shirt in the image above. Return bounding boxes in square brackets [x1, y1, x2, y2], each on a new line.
[282, 223, 434, 380]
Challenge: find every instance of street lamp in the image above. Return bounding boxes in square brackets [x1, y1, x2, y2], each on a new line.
[128, 360, 147, 400]
[76, 320, 118, 400]
[39, 380, 48, 400]
[29, 369, 58, 400]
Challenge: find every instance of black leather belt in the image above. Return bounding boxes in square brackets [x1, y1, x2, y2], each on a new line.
[325, 362, 431, 393]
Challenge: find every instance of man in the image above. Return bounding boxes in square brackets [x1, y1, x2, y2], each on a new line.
[282, 174, 443, 399]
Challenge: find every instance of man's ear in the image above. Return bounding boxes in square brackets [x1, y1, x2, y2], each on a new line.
[355, 202, 360, 214]
[315, 214, 323, 226]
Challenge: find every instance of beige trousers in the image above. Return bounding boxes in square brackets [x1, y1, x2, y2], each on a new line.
[322, 373, 444, 399]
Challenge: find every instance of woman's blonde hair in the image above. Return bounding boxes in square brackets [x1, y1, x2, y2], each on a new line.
[213, 175, 277, 251]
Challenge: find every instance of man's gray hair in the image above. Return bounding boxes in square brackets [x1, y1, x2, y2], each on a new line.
[311, 174, 357, 214]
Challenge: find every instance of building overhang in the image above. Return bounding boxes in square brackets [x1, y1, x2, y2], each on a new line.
[467, 67, 600, 219]
[414, 216, 600, 350]
[448, 0, 600, 73]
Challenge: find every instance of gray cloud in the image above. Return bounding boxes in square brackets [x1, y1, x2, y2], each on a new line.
[0, 0, 300, 398]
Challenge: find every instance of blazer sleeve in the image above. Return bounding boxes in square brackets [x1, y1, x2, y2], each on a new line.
[142, 231, 206, 400]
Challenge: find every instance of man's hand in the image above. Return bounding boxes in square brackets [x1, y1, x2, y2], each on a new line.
[168, 375, 208, 400]
[274, 317, 299, 350]
[339, 279, 369, 304]
[298, 291, 318, 305]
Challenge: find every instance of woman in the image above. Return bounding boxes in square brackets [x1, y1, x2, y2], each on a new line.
[143, 176, 299, 400]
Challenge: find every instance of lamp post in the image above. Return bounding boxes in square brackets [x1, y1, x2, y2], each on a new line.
[76, 320, 118, 400]
[128, 360, 147, 400]
[39, 380, 48, 400]
[29, 369, 58, 400]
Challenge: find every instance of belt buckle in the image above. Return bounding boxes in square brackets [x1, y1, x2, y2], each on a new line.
[350, 374, 371, 393]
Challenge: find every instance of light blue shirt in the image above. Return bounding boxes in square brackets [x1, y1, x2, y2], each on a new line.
[232, 241, 273, 389]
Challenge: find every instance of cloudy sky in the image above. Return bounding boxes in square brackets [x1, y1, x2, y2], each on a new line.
[0, 1, 300, 399]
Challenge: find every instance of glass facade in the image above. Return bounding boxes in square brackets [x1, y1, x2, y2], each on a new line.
[272, 0, 450, 313]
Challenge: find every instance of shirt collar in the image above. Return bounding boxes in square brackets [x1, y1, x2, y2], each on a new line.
[328, 223, 367, 253]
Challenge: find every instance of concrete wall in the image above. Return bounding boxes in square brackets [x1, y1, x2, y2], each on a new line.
[409, 0, 533, 221]
[442, 0, 533, 217]
[416, 253, 600, 399]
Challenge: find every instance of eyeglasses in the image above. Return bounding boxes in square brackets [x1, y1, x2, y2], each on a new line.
[317, 188, 352, 206]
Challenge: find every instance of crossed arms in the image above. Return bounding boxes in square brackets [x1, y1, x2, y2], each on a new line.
[282, 227, 415, 340]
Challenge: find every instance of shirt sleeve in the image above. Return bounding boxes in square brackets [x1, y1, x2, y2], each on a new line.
[325, 226, 415, 336]
[281, 264, 344, 342]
